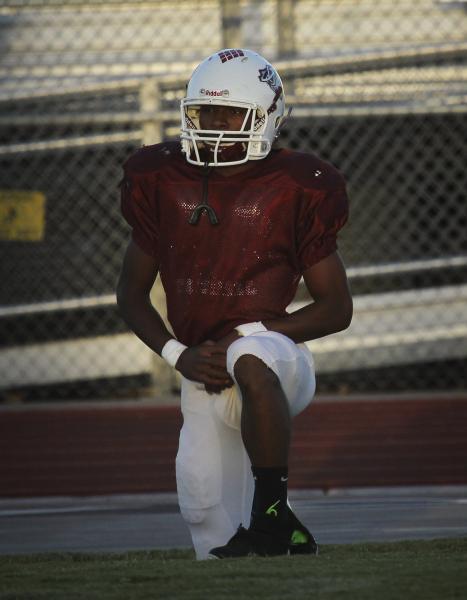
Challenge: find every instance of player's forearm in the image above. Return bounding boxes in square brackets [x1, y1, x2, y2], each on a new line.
[116, 290, 173, 356]
[263, 297, 353, 344]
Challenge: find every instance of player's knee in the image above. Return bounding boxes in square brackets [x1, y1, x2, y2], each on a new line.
[233, 353, 280, 395]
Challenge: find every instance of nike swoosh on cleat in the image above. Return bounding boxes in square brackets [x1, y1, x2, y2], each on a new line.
[265, 500, 281, 516]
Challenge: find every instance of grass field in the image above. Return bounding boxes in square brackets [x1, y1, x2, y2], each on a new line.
[1, 538, 466, 600]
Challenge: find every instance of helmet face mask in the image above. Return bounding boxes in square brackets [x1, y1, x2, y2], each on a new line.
[180, 49, 285, 167]
[181, 99, 270, 166]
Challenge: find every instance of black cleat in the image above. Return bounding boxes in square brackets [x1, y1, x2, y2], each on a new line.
[208, 509, 318, 559]
[287, 506, 319, 555]
[208, 525, 290, 559]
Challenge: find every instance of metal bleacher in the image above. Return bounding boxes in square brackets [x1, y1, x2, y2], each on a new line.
[1, 258, 466, 389]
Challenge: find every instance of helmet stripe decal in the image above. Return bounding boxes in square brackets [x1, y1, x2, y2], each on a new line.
[218, 49, 245, 63]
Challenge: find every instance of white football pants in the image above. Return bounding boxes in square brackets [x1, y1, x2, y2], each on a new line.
[175, 331, 316, 559]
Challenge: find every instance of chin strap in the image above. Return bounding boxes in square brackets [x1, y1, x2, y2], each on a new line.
[188, 162, 219, 225]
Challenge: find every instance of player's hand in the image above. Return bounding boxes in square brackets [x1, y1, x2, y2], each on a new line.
[175, 340, 233, 390]
[202, 331, 241, 394]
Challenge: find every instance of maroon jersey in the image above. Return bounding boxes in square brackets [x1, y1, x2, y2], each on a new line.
[120, 141, 348, 346]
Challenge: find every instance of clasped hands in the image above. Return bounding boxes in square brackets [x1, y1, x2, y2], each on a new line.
[175, 331, 240, 394]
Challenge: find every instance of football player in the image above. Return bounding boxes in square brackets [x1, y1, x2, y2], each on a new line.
[117, 48, 353, 559]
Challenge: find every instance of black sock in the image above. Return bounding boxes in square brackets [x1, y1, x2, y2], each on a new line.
[250, 466, 288, 532]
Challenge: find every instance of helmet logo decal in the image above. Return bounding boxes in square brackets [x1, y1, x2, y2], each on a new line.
[199, 88, 230, 97]
[258, 65, 280, 93]
[218, 49, 245, 63]
[258, 64, 284, 114]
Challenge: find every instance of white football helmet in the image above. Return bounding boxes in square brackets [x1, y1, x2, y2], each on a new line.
[180, 49, 286, 167]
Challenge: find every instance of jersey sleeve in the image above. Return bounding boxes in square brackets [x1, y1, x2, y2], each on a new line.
[296, 180, 349, 271]
[120, 168, 159, 259]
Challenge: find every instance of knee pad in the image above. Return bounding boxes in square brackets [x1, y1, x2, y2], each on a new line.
[226, 335, 278, 379]
[179, 506, 207, 525]
[226, 331, 316, 417]
[176, 415, 223, 510]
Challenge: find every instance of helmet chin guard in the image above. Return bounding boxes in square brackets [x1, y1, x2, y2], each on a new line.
[180, 49, 285, 167]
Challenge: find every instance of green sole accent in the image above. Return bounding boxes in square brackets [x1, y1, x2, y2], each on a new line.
[291, 530, 308, 545]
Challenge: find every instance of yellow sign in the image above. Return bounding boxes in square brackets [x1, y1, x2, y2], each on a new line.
[0, 190, 46, 241]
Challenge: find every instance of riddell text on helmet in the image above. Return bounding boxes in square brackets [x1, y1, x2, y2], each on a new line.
[199, 88, 230, 97]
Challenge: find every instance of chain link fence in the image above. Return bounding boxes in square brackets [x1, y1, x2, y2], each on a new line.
[1, 0, 466, 401]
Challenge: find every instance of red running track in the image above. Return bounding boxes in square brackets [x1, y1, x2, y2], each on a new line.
[1, 395, 466, 497]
